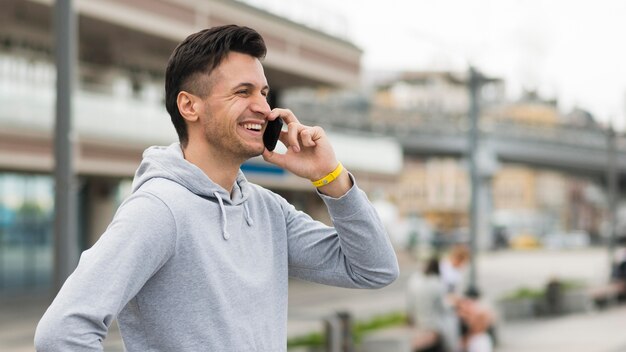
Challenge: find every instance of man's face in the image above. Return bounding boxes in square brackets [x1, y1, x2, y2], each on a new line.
[198, 52, 271, 161]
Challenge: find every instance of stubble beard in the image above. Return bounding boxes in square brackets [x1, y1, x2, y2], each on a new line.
[202, 118, 263, 163]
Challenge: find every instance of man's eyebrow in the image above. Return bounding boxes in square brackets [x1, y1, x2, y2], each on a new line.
[233, 82, 270, 93]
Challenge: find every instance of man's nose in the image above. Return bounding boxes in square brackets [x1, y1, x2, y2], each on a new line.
[250, 96, 271, 116]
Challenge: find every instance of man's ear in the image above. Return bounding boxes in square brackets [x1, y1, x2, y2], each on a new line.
[177, 91, 202, 122]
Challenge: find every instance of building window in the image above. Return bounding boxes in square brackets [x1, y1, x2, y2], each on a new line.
[0, 173, 53, 294]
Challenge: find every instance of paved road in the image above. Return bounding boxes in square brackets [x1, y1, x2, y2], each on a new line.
[287, 247, 613, 335]
[1, 247, 624, 351]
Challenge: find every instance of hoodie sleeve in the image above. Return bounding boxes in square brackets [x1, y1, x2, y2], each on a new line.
[285, 174, 399, 288]
[34, 191, 176, 351]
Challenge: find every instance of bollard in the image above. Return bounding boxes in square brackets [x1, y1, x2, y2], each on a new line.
[337, 311, 354, 352]
[324, 314, 341, 352]
[545, 279, 562, 315]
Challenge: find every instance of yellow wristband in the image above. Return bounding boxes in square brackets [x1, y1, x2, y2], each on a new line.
[311, 162, 344, 188]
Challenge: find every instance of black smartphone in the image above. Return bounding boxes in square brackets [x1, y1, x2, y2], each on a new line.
[263, 117, 283, 151]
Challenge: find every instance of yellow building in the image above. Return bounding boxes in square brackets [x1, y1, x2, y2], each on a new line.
[493, 166, 537, 210]
[397, 157, 469, 231]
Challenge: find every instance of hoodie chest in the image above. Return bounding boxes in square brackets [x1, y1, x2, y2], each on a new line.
[174, 197, 288, 280]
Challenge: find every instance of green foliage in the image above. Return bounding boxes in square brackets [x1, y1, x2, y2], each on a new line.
[560, 279, 587, 291]
[501, 286, 544, 301]
[352, 311, 407, 343]
[287, 331, 324, 349]
[286, 311, 408, 350]
[500, 278, 588, 302]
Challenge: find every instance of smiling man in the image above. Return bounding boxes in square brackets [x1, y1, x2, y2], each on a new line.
[35, 25, 399, 352]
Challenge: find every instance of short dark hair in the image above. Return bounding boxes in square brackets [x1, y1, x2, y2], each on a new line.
[165, 25, 267, 146]
[424, 257, 440, 276]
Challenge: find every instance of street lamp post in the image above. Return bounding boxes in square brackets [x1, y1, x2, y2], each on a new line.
[467, 66, 481, 293]
[53, 0, 79, 294]
[606, 125, 618, 281]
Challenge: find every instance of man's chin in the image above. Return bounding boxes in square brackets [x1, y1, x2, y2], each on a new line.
[243, 145, 265, 159]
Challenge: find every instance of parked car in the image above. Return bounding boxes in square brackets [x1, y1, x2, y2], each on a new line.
[509, 233, 541, 250]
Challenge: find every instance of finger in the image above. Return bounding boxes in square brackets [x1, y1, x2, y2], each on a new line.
[287, 122, 302, 152]
[270, 108, 298, 124]
[300, 128, 316, 147]
[309, 126, 325, 143]
[277, 130, 290, 147]
[302, 126, 326, 149]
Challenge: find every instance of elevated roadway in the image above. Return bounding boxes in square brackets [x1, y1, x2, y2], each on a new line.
[292, 105, 626, 180]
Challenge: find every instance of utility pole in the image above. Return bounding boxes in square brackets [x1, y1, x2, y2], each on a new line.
[606, 125, 618, 281]
[467, 66, 481, 293]
[53, 0, 79, 293]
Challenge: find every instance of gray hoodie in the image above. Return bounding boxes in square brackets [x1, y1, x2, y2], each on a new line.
[35, 143, 399, 351]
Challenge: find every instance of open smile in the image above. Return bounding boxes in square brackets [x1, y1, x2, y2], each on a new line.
[241, 123, 262, 132]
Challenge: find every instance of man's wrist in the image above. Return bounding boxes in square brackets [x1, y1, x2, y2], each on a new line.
[316, 169, 352, 198]
[311, 162, 343, 188]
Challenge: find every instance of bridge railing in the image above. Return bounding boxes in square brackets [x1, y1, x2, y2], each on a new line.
[487, 119, 608, 148]
[293, 105, 611, 150]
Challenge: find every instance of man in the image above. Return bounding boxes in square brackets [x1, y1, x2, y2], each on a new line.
[35, 25, 398, 351]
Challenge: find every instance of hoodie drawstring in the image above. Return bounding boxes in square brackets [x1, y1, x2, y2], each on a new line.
[243, 202, 254, 227]
[214, 192, 254, 240]
[214, 192, 230, 240]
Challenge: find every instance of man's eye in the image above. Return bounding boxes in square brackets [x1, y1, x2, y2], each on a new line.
[236, 90, 249, 95]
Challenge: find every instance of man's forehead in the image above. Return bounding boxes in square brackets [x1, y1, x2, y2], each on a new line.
[212, 53, 268, 86]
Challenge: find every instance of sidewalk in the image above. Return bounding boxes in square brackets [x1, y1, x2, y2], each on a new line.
[2, 248, 624, 351]
[3, 294, 626, 352]
[497, 305, 626, 352]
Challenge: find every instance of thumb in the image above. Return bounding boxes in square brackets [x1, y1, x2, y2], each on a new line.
[262, 148, 287, 168]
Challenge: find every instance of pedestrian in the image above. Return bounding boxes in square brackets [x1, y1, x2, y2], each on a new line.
[407, 257, 460, 352]
[34, 25, 399, 351]
[611, 247, 626, 301]
[439, 243, 470, 295]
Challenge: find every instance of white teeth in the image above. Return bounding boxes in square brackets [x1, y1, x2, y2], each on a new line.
[243, 123, 262, 131]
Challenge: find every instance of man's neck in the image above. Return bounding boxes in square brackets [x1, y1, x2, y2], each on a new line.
[182, 142, 242, 194]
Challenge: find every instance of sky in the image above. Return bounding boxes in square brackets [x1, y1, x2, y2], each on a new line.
[247, 0, 626, 129]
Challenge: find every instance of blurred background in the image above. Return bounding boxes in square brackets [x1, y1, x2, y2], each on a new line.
[1, 0, 626, 351]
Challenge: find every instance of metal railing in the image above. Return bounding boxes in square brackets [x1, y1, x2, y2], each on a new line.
[0, 53, 174, 144]
[292, 104, 613, 153]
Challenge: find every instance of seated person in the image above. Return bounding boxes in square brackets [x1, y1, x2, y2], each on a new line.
[456, 292, 495, 352]
[407, 257, 460, 352]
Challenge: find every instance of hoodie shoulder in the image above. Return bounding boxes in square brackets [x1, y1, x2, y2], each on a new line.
[136, 177, 193, 201]
[246, 183, 293, 212]
[132, 143, 225, 198]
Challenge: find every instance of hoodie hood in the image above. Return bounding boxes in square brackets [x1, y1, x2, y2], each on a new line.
[132, 143, 254, 240]
[132, 143, 250, 206]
